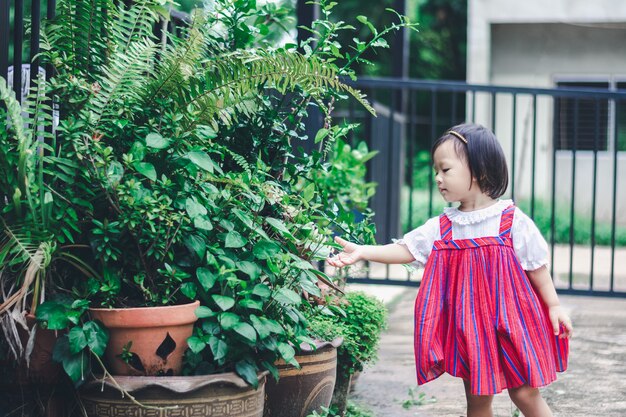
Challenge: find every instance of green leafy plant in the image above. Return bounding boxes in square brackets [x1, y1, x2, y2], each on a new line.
[400, 386, 437, 409]
[305, 291, 388, 414]
[307, 400, 376, 417]
[1, 0, 414, 389]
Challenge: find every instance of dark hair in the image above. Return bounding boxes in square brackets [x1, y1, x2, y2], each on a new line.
[431, 123, 509, 199]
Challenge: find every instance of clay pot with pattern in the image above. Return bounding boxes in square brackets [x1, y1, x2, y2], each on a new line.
[263, 338, 342, 417]
[80, 372, 267, 417]
[88, 300, 199, 376]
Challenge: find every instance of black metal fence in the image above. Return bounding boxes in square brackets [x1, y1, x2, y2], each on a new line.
[3, 1, 625, 297]
[338, 78, 626, 297]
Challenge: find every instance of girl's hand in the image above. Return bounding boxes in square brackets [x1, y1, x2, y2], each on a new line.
[549, 305, 573, 339]
[327, 236, 364, 268]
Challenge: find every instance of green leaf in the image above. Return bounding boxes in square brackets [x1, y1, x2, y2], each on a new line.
[68, 327, 87, 355]
[212, 295, 235, 311]
[253, 241, 280, 259]
[145, 132, 170, 149]
[235, 360, 259, 388]
[219, 312, 240, 329]
[194, 216, 213, 231]
[181, 282, 197, 299]
[53, 336, 89, 384]
[250, 315, 271, 339]
[233, 322, 257, 343]
[209, 336, 228, 361]
[225, 231, 247, 248]
[277, 342, 298, 367]
[187, 151, 216, 173]
[314, 128, 329, 144]
[232, 208, 254, 229]
[83, 321, 109, 357]
[36, 301, 70, 330]
[260, 317, 284, 335]
[302, 182, 315, 202]
[195, 306, 215, 318]
[265, 217, 292, 236]
[252, 284, 271, 299]
[106, 161, 124, 187]
[274, 288, 302, 305]
[186, 198, 208, 218]
[187, 336, 206, 354]
[237, 261, 261, 280]
[238, 298, 263, 311]
[196, 125, 217, 139]
[184, 234, 206, 260]
[133, 162, 157, 181]
[299, 278, 322, 297]
[196, 267, 217, 291]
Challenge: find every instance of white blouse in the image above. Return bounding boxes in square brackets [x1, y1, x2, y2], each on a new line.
[396, 199, 549, 271]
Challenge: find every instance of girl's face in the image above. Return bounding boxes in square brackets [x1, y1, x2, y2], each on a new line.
[432, 140, 479, 203]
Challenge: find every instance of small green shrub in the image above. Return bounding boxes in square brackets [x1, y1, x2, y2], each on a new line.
[306, 291, 387, 375]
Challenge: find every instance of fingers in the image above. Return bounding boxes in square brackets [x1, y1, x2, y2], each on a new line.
[551, 316, 560, 336]
[334, 235, 349, 248]
[327, 252, 349, 268]
[560, 317, 573, 339]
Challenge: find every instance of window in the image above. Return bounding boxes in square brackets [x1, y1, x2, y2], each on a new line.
[555, 81, 609, 151]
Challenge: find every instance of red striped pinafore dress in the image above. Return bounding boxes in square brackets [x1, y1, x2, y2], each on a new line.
[413, 204, 568, 395]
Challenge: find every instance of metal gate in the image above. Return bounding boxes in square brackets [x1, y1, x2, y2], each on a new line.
[337, 78, 626, 297]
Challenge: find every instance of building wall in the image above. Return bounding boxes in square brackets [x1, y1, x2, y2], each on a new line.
[467, 0, 626, 224]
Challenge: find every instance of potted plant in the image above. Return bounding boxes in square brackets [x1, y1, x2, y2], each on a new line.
[1, 0, 413, 414]
[305, 291, 388, 416]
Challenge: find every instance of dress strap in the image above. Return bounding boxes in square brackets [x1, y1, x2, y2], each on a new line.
[498, 204, 516, 238]
[439, 214, 453, 240]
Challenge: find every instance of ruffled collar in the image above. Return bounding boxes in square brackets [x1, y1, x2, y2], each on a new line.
[443, 199, 513, 225]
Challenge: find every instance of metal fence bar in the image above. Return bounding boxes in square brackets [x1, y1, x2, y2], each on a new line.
[428, 90, 437, 218]
[590, 99, 599, 290]
[29, 0, 41, 85]
[407, 90, 415, 231]
[530, 94, 537, 218]
[0, 0, 9, 82]
[13, 0, 24, 98]
[567, 98, 579, 290]
[491, 91, 496, 132]
[510, 93, 517, 201]
[610, 99, 619, 292]
[550, 97, 558, 282]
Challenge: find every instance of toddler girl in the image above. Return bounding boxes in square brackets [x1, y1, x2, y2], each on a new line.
[327, 123, 572, 417]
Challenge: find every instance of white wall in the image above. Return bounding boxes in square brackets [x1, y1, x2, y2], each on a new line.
[467, 0, 626, 224]
[468, 0, 626, 85]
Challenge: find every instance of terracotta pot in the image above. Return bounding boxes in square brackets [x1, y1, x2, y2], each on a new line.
[80, 372, 267, 417]
[89, 301, 199, 376]
[264, 339, 341, 417]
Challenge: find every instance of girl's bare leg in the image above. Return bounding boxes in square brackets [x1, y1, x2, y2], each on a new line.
[507, 385, 553, 417]
[464, 379, 494, 417]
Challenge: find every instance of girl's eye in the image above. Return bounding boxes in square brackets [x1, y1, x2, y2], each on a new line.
[442, 168, 450, 173]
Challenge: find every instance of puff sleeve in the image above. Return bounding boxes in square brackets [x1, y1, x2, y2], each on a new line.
[394, 216, 440, 268]
[512, 208, 550, 271]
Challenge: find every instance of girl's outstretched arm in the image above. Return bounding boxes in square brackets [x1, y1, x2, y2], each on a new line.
[326, 236, 415, 268]
[527, 266, 573, 338]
